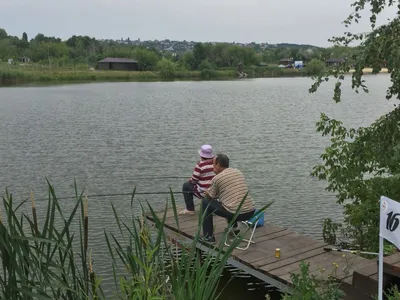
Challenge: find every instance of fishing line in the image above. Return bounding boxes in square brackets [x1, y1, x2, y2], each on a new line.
[1, 176, 191, 201]
[324, 247, 379, 256]
[10, 191, 194, 203]
[35, 176, 190, 183]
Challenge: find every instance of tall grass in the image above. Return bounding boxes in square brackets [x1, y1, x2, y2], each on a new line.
[0, 181, 274, 299]
[0, 62, 312, 86]
[0, 180, 98, 299]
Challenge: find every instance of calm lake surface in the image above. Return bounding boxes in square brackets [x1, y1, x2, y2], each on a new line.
[0, 75, 397, 298]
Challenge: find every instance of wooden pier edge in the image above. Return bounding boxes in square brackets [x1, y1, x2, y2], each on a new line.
[161, 225, 291, 293]
[144, 206, 400, 299]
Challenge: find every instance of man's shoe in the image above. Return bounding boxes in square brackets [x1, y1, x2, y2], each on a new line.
[179, 209, 195, 215]
[199, 235, 216, 244]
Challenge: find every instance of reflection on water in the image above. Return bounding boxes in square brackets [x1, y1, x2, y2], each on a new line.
[218, 268, 283, 300]
[167, 247, 283, 300]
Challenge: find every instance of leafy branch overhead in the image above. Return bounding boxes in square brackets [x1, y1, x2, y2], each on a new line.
[310, 0, 400, 102]
[311, 0, 400, 252]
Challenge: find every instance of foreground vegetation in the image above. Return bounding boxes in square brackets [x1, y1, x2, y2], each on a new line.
[310, 0, 400, 255]
[0, 181, 280, 299]
[0, 63, 310, 85]
[3, 181, 398, 299]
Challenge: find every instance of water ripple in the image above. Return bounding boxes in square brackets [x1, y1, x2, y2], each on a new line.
[0, 76, 396, 293]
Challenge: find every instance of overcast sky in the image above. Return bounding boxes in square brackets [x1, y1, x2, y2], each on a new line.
[1, 0, 397, 46]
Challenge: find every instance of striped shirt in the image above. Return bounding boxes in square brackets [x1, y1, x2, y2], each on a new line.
[206, 168, 255, 213]
[190, 159, 215, 196]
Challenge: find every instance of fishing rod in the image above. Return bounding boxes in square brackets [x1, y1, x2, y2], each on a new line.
[102, 176, 189, 180]
[324, 247, 379, 256]
[16, 191, 194, 203]
[48, 176, 190, 182]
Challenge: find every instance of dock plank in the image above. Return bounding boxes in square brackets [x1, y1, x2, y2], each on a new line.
[233, 232, 309, 261]
[145, 208, 375, 300]
[259, 245, 328, 271]
[382, 252, 400, 277]
[383, 252, 400, 265]
[277, 251, 366, 282]
[254, 240, 326, 267]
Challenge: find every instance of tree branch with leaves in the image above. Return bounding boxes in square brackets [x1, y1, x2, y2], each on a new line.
[310, 0, 400, 252]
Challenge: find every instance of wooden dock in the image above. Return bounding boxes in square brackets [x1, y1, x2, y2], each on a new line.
[145, 205, 400, 300]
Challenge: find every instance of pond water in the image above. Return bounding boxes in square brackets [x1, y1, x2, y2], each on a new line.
[0, 75, 396, 298]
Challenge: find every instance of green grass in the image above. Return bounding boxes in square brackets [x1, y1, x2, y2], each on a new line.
[0, 181, 94, 299]
[0, 180, 275, 299]
[0, 63, 308, 85]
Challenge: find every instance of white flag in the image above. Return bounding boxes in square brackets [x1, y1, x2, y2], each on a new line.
[380, 196, 400, 249]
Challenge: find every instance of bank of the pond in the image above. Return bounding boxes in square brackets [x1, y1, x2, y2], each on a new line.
[0, 67, 390, 86]
[0, 67, 308, 85]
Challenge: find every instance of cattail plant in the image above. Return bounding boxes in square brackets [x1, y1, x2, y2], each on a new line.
[0, 180, 274, 300]
[84, 195, 89, 255]
[29, 191, 38, 235]
[0, 180, 104, 299]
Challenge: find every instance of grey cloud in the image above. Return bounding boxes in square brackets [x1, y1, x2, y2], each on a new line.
[0, 0, 397, 46]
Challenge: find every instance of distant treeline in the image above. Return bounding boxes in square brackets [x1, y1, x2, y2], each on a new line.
[0, 28, 359, 73]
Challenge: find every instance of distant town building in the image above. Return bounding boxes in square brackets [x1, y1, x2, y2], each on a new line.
[279, 58, 293, 65]
[19, 56, 30, 63]
[294, 61, 304, 68]
[97, 58, 138, 71]
[325, 58, 345, 67]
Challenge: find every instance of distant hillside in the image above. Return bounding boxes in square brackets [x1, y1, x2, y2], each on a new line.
[110, 38, 322, 53]
[274, 43, 321, 49]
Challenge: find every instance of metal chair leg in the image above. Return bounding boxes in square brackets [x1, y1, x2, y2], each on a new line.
[224, 220, 259, 250]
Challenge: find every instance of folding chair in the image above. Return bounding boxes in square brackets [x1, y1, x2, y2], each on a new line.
[224, 208, 265, 251]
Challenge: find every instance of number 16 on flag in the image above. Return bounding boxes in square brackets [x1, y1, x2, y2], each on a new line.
[379, 196, 400, 300]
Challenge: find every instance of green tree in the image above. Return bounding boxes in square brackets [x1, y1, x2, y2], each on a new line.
[0, 28, 7, 40]
[274, 47, 291, 60]
[157, 57, 176, 79]
[192, 43, 209, 69]
[133, 47, 159, 71]
[226, 46, 259, 67]
[101, 44, 131, 60]
[31, 33, 61, 44]
[28, 41, 69, 62]
[181, 51, 196, 70]
[310, 0, 400, 251]
[209, 43, 231, 67]
[198, 59, 213, 71]
[262, 50, 277, 63]
[305, 59, 325, 75]
[22, 32, 28, 42]
[0, 39, 15, 59]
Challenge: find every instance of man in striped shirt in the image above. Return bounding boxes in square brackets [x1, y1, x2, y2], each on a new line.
[201, 153, 255, 242]
[180, 144, 216, 215]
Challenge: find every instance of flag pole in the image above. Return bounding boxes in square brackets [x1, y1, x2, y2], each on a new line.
[378, 235, 384, 300]
[378, 195, 385, 300]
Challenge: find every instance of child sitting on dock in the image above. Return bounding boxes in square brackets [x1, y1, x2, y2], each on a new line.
[180, 144, 216, 215]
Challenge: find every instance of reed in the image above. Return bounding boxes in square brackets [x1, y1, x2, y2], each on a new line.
[29, 192, 38, 235]
[104, 188, 274, 300]
[0, 180, 98, 299]
[0, 180, 274, 299]
[0, 62, 309, 86]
